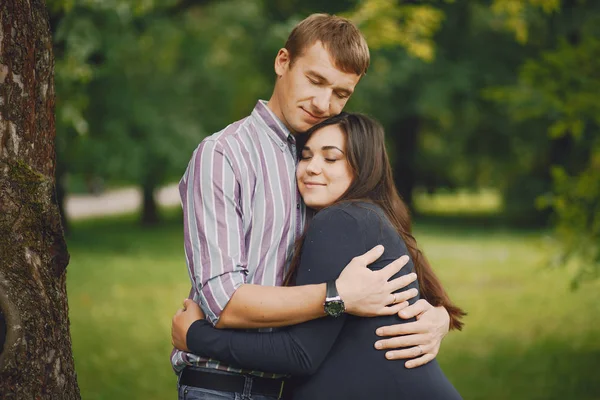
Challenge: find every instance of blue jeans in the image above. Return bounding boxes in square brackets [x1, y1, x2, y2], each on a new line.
[177, 368, 280, 400]
[177, 385, 278, 400]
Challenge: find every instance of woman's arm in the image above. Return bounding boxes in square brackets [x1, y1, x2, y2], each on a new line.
[185, 208, 365, 375]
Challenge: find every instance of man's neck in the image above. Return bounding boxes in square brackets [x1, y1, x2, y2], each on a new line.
[266, 96, 296, 135]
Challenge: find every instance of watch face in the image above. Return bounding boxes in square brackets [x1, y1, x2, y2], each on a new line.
[325, 300, 345, 317]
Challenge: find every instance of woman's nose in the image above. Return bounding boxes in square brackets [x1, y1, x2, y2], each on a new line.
[306, 159, 321, 175]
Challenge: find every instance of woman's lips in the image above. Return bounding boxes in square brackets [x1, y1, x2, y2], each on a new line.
[303, 182, 326, 188]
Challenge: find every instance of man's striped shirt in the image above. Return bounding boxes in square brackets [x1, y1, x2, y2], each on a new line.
[171, 100, 306, 376]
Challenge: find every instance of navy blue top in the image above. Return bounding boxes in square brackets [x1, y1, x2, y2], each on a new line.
[187, 202, 461, 400]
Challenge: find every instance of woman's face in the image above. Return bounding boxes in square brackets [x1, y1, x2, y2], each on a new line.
[297, 124, 354, 210]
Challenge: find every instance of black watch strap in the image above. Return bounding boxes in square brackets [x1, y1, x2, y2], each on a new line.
[326, 280, 339, 299]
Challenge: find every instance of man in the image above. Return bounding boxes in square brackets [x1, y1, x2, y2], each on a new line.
[172, 14, 451, 400]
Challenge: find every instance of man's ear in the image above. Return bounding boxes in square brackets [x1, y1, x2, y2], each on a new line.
[274, 48, 291, 77]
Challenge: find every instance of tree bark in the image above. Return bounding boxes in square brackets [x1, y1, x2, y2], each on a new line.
[55, 160, 69, 235]
[0, 1, 80, 398]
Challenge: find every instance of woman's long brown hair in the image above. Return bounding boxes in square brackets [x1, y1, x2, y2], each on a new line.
[285, 113, 466, 330]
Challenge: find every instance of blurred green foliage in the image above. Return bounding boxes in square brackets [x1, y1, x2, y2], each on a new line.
[48, 0, 600, 282]
[486, 0, 600, 284]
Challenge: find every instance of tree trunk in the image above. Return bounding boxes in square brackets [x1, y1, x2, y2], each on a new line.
[55, 160, 70, 235]
[141, 180, 160, 226]
[0, 1, 80, 398]
[391, 115, 420, 210]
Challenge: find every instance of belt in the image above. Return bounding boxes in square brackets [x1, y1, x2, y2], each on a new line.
[180, 368, 287, 399]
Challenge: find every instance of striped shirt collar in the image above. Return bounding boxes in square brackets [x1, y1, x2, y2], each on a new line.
[252, 100, 296, 146]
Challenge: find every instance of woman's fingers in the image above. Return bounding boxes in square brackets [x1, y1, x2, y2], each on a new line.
[399, 298, 432, 319]
[405, 352, 436, 369]
[374, 333, 428, 350]
[377, 301, 410, 316]
[376, 319, 425, 336]
[384, 344, 432, 360]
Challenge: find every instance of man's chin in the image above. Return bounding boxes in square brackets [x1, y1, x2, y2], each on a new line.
[293, 120, 318, 133]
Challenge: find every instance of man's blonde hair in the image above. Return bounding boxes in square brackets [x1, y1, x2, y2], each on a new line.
[285, 13, 370, 76]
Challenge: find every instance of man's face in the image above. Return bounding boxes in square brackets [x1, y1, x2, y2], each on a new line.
[272, 41, 361, 133]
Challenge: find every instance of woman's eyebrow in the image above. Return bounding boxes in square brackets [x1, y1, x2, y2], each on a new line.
[322, 145, 344, 154]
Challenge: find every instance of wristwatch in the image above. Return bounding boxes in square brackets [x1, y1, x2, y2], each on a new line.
[324, 280, 345, 318]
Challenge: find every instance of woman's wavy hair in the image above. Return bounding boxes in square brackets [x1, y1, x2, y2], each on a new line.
[285, 112, 466, 330]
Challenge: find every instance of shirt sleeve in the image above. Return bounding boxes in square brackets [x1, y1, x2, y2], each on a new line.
[186, 208, 365, 375]
[180, 140, 247, 325]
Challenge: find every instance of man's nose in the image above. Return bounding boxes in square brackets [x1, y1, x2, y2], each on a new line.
[311, 89, 331, 115]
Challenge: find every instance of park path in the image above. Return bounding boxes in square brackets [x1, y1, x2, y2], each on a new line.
[65, 183, 180, 220]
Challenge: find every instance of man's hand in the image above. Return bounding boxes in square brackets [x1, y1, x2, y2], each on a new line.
[336, 245, 417, 317]
[172, 299, 205, 352]
[374, 299, 450, 368]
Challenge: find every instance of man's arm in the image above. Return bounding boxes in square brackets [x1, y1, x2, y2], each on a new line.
[181, 140, 249, 326]
[174, 209, 418, 375]
[183, 141, 416, 329]
[215, 283, 325, 328]
[216, 249, 417, 329]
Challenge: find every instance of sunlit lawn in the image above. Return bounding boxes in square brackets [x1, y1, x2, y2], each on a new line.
[67, 206, 600, 400]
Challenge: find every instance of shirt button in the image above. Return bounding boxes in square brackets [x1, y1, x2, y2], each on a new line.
[296, 203, 300, 209]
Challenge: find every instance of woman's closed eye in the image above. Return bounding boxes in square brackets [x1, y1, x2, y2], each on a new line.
[300, 154, 338, 163]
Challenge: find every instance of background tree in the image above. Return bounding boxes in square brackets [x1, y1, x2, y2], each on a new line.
[47, 0, 599, 282]
[0, 0, 79, 398]
[487, 0, 600, 283]
[49, 0, 206, 226]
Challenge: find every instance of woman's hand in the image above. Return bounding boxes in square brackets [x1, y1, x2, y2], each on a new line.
[171, 299, 205, 352]
[374, 299, 450, 368]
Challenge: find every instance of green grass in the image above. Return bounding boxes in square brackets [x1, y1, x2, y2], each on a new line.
[66, 209, 600, 400]
[414, 188, 503, 216]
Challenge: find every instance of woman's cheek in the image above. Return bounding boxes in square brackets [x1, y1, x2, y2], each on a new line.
[296, 163, 305, 182]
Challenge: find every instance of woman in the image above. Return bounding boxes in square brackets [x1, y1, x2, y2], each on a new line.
[175, 113, 465, 399]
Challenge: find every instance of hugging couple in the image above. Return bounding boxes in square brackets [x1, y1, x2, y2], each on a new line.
[170, 13, 465, 400]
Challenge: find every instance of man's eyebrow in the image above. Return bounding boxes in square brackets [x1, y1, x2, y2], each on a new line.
[306, 70, 330, 84]
[336, 88, 353, 96]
